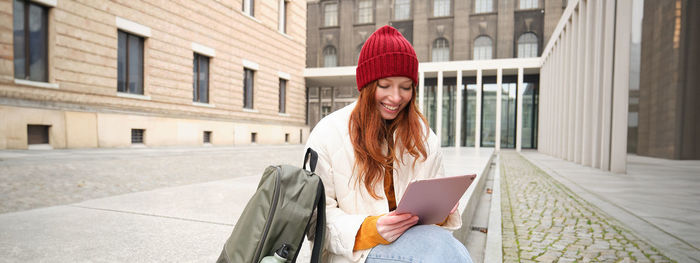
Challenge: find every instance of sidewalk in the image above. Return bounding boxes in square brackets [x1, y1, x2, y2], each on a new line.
[518, 151, 700, 262]
[0, 146, 493, 262]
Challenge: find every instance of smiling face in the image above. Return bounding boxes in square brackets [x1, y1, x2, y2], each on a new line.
[374, 76, 414, 120]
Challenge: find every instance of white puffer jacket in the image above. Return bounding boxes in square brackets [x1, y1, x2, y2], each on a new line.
[304, 102, 462, 263]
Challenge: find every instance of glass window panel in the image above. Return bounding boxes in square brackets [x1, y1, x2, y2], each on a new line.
[500, 83, 517, 148]
[433, 0, 450, 17]
[441, 82, 456, 146]
[13, 0, 26, 79]
[474, 36, 493, 60]
[394, 0, 410, 20]
[28, 3, 47, 82]
[198, 56, 209, 103]
[517, 33, 538, 58]
[422, 79, 437, 132]
[357, 0, 372, 24]
[475, 0, 493, 13]
[118, 31, 127, 92]
[520, 0, 538, 9]
[432, 38, 449, 62]
[521, 82, 538, 148]
[127, 34, 144, 94]
[461, 82, 477, 147]
[244, 69, 254, 108]
[481, 84, 497, 147]
[324, 3, 338, 26]
[193, 54, 198, 101]
[323, 46, 337, 67]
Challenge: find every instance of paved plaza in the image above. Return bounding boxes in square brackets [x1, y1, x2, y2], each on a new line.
[500, 151, 671, 262]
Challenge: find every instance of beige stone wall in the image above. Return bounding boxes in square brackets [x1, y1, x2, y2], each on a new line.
[0, 0, 309, 149]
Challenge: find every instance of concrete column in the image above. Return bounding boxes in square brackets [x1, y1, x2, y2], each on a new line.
[330, 86, 335, 111]
[496, 68, 502, 151]
[475, 69, 482, 149]
[574, 2, 586, 164]
[436, 71, 444, 144]
[556, 40, 564, 158]
[455, 70, 463, 147]
[599, 0, 616, 171]
[582, 0, 595, 166]
[516, 67, 523, 152]
[567, 14, 578, 161]
[610, 0, 632, 173]
[591, 0, 604, 169]
[419, 71, 425, 112]
[318, 86, 322, 121]
[562, 24, 571, 160]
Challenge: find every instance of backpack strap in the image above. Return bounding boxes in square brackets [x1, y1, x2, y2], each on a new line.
[303, 148, 318, 172]
[310, 182, 326, 263]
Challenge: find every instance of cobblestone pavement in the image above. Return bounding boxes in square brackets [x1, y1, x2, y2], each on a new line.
[500, 151, 672, 263]
[0, 145, 305, 214]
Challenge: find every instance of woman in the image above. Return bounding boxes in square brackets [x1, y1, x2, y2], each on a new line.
[305, 25, 473, 263]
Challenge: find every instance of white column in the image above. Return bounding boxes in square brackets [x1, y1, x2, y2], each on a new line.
[436, 71, 443, 144]
[582, 0, 595, 167]
[610, 0, 632, 173]
[567, 14, 578, 161]
[591, 0, 604, 168]
[495, 68, 502, 151]
[475, 70, 482, 150]
[574, 1, 586, 164]
[455, 70, 463, 147]
[600, 0, 616, 171]
[562, 24, 571, 160]
[516, 67, 524, 152]
[419, 71, 425, 112]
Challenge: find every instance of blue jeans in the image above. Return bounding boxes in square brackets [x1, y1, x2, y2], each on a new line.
[365, 225, 473, 263]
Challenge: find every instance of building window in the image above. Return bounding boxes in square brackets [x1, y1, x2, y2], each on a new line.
[473, 36, 493, 60]
[118, 30, 144, 94]
[193, 53, 209, 103]
[520, 0, 538, 9]
[251, 132, 257, 143]
[131, 129, 145, 144]
[324, 2, 338, 27]
[323, 46, 337, 67]
[243, 68, 254, 109]
[13, 0, 49, 82]
[27, 124, 50, 145]
[279, 78, 287, 113]
[433, 0, 450, 17]
[475, 0, 493, 13]
[203, 131, 212, 144]
[517, 33, 538, 58]
[357, 0, 373, 24]
[242, 0, 254, 16]
[285, 133, 290, 143]
[322, 105, 332, 117]
[279, 0, 288, 33]
[394, 0, 411, 20]
[355, 43, 364, 65]
[432, 38, 449, 62]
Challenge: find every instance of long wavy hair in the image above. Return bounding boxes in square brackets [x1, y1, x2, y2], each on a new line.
[349, 81, 429, 199]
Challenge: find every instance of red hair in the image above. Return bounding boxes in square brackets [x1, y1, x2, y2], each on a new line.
[349, 81, 429, 199]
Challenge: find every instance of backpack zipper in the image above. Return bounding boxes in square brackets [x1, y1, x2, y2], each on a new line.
[253, 166, 283, 263]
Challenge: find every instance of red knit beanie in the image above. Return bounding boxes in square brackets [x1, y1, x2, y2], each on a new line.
[356, 25, 418, 91]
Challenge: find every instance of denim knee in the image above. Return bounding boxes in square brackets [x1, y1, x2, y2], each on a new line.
[366, 225, 473, 263]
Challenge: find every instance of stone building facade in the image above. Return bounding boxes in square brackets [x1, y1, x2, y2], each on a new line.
[306, 0, 565, 129]
[1, 0, 308, 149]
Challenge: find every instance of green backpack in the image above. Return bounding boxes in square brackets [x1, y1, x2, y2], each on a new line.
[217, 148, 326, 263]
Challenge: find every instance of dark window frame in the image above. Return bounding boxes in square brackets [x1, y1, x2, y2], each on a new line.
[203, 131, 212, 144]
[13, 0, 49, 82]
[117, 30, 145, 94]
[279, 78, 287, 113]
[243, 68, 255, 109]
[193, 53, 210, 103]
[131, 129, 145, 144]
[27, 124, 50, 145]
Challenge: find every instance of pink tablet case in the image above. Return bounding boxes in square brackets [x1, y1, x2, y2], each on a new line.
[395, 174, 476, 225]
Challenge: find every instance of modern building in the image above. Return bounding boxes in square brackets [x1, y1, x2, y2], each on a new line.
[305, 0, 565, 148]
[1, 0, 307, 149]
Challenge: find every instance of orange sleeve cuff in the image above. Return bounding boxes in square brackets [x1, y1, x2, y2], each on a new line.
[353, 215, 391, 251]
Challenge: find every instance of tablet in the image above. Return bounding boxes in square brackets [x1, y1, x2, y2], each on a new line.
[395, 174, 476, 225]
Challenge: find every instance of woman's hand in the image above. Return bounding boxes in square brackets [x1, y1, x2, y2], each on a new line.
[376, 211, 419, 242]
